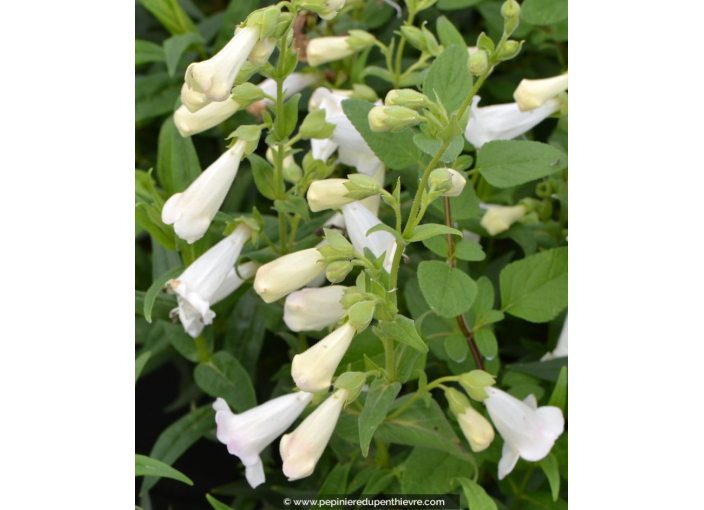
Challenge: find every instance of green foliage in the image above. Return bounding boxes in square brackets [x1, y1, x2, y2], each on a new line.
[135, 454, 193, 486]
[423, 45, 473, 115]
[477, 140, 568, 188]
[193, 351, 257, 412]
[418, 261, 478, 318]
[358, 379, 402, 456]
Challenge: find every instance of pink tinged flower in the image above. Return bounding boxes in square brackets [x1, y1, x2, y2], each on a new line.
[341, 202, 396, 273]
[284, 286, 347, 332]
[213, 392, 313, 488]
[484, 387, 565, 480]
[291, 323, 356, 392]
[280, 388, 349, 481]
[165, 224, 252, 337]
[162, 140, 247, 244]
[464, 96, 561, 149]
[184, 26, 261, 104]
[513, 73, 568, 112]
[253, 248, 326, 303]
[541, 315, 568, 360]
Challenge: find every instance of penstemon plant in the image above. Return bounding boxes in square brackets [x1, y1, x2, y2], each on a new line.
[136, 0, 568, 508]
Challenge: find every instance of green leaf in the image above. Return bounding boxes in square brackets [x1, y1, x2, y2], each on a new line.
[284, 94, 302, 139]
[358, 379, 402, 456]
[342, 99, 423, 170]
[273, 195, 310, 222]
[135, 351, 152, 384]
[437, 0, 485, 10]
[472, 276, 495, 314]
[318, 462, 352, 497]
[548, 366, 568, 412]
[500, 247, 568, 322]
[362, 469, 395, 496]
[164, 32, 203, 77]
[454, 240, 486, 261]
[162, 320, 213, 362]
[224, 289, 267, 377]
[214, 0, 258, 51]
[456, 477, 497, 510]
[375, 395, 475, 464]
[247, 153, 276, 200]
[402, 448, 476, 495]
[366, 223, 406, 246]
[143, 266, 182, 323]
[476, 141, 567, 189]
[444, 334, 468, 363]
[135, 73, 182, 124]
[135, 202, 177, 250]
[413, 133, 465, 163]
[474, 329, 498, 359]
[136, 39, 166, 66]
[157, 116, 202, 196]
[436, 16, 466, 48]
[140, 405, 214, 494]
[423, 45, 472, 114]
[539, 453, 561, 501]
[206, 494, 237, 510]
[521, 0, 568, 26]
[135, 454, 193, 485]
[407, 224, 462, 243]
[136, 290, 177, 321]
[506, 357, 568, 382]
[137, 0, 198, 35]
[376, 315, 428, 353]
[417, 261, 477, 318]
[521, 493, 568, 510]
[194, 351, 257, 412]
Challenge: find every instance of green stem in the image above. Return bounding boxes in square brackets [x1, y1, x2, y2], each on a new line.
[194, 335, 210, 363]
[388, 242, 404, 304]
[456, 67, 492, 121]
[394, 12, 415, 87]
[288, 214, 301, 247]
[385, 375, 460, 421]
[383, 335, 395, 382]
[403, 141, 449, 238]
[275, 76, 288, 254]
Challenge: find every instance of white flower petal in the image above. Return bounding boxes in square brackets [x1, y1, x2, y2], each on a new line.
[498, 441, 520, 480]
[341, 202, 396, 272]
[284, 286, 347, 332]
[245, 457, 266, 488]
[291, 323, 356, 392]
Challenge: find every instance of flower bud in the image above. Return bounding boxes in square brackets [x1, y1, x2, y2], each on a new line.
[457, 407, 494, 452]
[513, 73, 569, 112]
[459, 370, 497, 402]
[351, 84, 379, 103]
[284, 286, 347, 332]
[384, 89, 430, 110]
[495, 40, 522, 61]
[174, 98, 241, 137]
[307, 179, 356, 212]
[297, 0, 345, 20]
[253, 248, 326, 303]
[443, 169, 467, 197]
[347, 300, 375, 330]
[368, 106, 423, 133]
[326, 260, 354, 284]
[468, 50, 489, 76]
[428, 168, 453, 194]
[399, 26, 427, 52]
[480, 204, 527, 236]
[248, 38, 276, 67]
[292, 323, 356, 392]
[280, 389, 348, 480]
[501, 0, 521, 19]
[306, 31, 374, 67]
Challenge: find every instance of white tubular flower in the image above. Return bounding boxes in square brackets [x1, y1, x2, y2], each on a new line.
[280, 388, 349, 481]
[514, 73, 568, 112]
[291, 323, 356, 391]
[284, 286, 347, 332]
[341, 202, 396, 273]
[248, 38, 276, 67]
[162, 140, 247, 244]
[307, 179, 356, 212]
[253, 248, 326, 303]
[210, 261, 259, 305]
[307, 36, 354, 67]
[185, 26, 260, 102]
[166, 224, 252, 337]
[457, 406, 495, 452]
[180, 83, 213, 113]
[542, 315, 568, 360]
[213, 392, 313, 488]
[174, 98, 241, 137]
[308, 88, 384, 176]
[443, 169, 467, 197]
[464, 96, 561, 149]
[484, 388, 565, 480]
[358, 166, 385, 216]
[480, 204, 527, 236]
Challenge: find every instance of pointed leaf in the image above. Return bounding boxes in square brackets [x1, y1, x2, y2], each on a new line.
[358, 379, 402, 456]
[194, 351, 256, 412]
[135, 454, 193, 485]
[143, 266, 183, 323]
